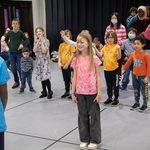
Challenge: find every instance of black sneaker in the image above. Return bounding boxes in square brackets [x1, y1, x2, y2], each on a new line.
[39, 92, 47, 98]
[30, 88, 36, 93]
[138, 105, 148, 112]
[47, 91, 53, 99]
[104, 98, 112, 105]
[111, 99, 119, 106]
[61, 92, 70, 98]
[19, 89, 24, 94]
[130, 103, 140, 110]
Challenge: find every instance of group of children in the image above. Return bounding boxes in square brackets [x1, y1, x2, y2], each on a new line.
[0, 6, 150, 150]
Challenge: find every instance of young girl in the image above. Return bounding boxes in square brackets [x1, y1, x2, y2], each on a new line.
[58, 29, 75, 98]
[98, 31, 121, 106]
[33, 27, 53, 99]
[71, 31, 102, 150]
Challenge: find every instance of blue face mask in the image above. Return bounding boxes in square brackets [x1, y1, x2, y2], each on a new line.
[111, 19, 118, 25]
[128, 33, 136, 39]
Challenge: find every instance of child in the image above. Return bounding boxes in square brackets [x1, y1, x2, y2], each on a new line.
[126, 7, 137, 24]
[0, 28, 10, 68]
[93, 37, 103, 51]
[4, 19, 27, 89]
[58, 29, 75, 98]
[33, 27, 53, 99]
[99, 31, 121, 106]
[123, 36, 150, 112]
[71, 31, 102, 150]
[19, 47, 35, 93]
[0, 56, 10, 150]
[120, 27, 137, 90]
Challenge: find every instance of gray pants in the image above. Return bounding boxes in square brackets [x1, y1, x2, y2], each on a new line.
[77, 94, 101, 144]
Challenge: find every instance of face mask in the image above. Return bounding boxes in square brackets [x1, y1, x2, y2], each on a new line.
[128, 33, 136, 39]
[111, 19, 118, 25]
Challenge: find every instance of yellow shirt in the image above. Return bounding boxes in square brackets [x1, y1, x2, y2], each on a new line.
[101, 44, 119, 71]
[58, 42, 75, 66]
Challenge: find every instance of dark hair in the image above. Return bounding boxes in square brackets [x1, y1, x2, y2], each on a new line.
[22, 47, 30, 53]
[12, 18, 20, 24]
[127, 27, 137, 34]
[64, 29, 72, 39]
[110, 12, 121, 29]
[129, 7, 137, 13]
[134, 35, 146, 45]
[106, 31, 118, 44]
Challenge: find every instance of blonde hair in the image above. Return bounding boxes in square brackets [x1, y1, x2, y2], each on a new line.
[35, 27, 45, 37]
[76, 31, 94, 71]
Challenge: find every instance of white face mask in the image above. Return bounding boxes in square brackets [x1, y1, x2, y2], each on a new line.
[128, 33, 136, 39]
[111, 19, 118, 25]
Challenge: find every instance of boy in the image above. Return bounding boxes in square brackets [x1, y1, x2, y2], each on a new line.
[5, 19, 27, 89]
[120, 28, 137, 90]
[123, 36, 150, 112]
[126, 7, 137, 24]
[20, 47, 35, 93]
[0, 57, 10, 150]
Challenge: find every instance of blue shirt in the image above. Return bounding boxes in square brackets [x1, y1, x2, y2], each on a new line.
[0, 57, 10, 132]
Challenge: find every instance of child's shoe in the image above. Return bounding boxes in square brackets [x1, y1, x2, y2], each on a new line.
[47, 91, 53, 99]
[39, 91, 47, 98]
[79, 142, 88, 150]
[88, 142, 102, 150]
[138, 105, 148, 112]
[61, 92, 70, 98]
[19, 88, 24, 94]
[104, 98, 112, 105]
[130, 103, 140, 110]
[111, 99, 119, 106]
[30, 88, 36, 93]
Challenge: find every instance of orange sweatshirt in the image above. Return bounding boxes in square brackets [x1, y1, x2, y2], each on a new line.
[124, 51, 150, 77]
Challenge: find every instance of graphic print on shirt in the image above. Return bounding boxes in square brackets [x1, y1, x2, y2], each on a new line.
[133, 58, 143, 67]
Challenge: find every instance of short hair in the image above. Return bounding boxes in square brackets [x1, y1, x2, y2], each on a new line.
[134, 35, 146, 45]
[12, 18, 20, 24]
[22, 47, 30, 53]
[127, 27, 137, 34]
[129, 7, 137, 13]
[106, 31, 118, 44]
[64, 29, 72, 39]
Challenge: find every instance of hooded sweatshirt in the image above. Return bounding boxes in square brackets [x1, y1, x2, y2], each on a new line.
[133, 6, 150, 49]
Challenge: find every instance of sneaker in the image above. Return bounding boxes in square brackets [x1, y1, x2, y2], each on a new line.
[47, 91, 53, 99]
[39, 92, 47, 98]
[88, 143, 102, 150]
[30, 88, 36, 93]
[130, 103, 140, 110]
[61, 92, 70, 98]
[19, 89, 24, 94]
[138, 105, 148, 112]
[111, 99, 119, 106]
[120, 86, 127, 90]
[104, 98, 112, 105]
[80, 142, 88, 150]
[12, 82, 19, 89]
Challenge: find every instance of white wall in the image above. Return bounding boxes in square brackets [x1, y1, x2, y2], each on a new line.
[11, 0, 46, 35]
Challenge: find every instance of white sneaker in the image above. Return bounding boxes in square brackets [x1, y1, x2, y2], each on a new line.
[80, 142, 88, 149]
[88, 143, 102, 149]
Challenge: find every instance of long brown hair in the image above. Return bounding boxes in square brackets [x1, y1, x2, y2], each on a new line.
[76, 31, 94, 71]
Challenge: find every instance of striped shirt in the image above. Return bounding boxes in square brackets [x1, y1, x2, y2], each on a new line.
[105, 24, 126, 46]
[21, 57, 33, 72]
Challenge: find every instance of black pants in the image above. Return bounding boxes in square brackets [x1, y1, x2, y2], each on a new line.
[104, 68, 119, 100]
[77, 94, 101, 144]
[61, 67, 71, 93]
[0, 132, 4, 150]
[41, 79, 52, 93]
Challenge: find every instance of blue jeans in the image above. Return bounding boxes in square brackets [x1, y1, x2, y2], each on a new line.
[133, 75, 149, 106]
[121, 68, 133, 88]
[9, 52, 22, 82]
[20, 70, 33, 90]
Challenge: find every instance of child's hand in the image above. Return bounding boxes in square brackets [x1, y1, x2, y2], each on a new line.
[143, 77, 148, 84]
[58, 62, 62, 69]
[94, 94, 101, 103]
[60, 30, 65, 37]
[18, 44, 23, 50]
[63, 64, 69, 69]
[72, 94, 77, 103]
[122, 68, 125, 75]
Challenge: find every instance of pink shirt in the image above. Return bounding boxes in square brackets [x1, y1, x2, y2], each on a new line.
[71, 55, 102, 95]
[144, 25, 150, 40]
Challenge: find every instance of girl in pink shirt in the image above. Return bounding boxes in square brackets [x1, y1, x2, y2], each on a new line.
[71, 31, 102, 150]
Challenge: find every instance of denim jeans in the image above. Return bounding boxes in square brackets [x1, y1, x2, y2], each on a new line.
[9, 52, 22, 82]
[77, 94, 101, 144]
[132, 75, 149, 106]
[121, 68, 133, 88]
[20, 70, 33, 90]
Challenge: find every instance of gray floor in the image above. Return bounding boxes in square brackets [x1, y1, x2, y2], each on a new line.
[5, 62, 150, 150]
